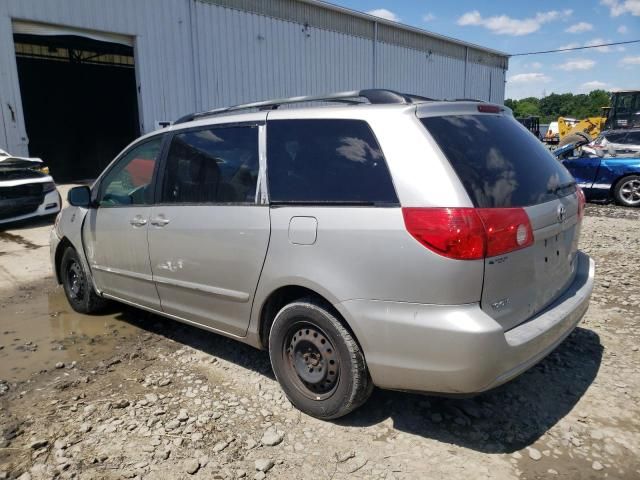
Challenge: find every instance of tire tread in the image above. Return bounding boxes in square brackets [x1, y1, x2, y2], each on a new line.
[61, 247, 109, 314]
[269, 297, 372, 419]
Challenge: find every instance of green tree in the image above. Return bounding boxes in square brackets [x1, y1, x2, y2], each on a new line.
[504, 97, 540, 118]
[510, 90, 611, 123]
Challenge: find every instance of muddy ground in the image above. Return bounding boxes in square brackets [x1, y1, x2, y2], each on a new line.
[0, 203, 638, 480]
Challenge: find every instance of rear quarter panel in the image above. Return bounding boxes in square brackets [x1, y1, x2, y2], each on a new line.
[249, 207, 484, 329]
[597, 156, 640, 188]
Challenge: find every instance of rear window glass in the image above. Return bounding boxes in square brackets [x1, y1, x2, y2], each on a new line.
[267, 119, 398, 205]
[421, 115, 575, 208]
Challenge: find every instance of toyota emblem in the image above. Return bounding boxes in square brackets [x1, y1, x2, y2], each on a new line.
[557, 204, 567, 223]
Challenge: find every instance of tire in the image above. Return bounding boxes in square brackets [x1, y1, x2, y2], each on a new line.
[614, 175, 640, 207]
[558, 132, 592, 148]
[60, 247, 109, 314]
[268, 298, 373, 420]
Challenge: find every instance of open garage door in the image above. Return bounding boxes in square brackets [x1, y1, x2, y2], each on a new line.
[13, 26, 139, 182]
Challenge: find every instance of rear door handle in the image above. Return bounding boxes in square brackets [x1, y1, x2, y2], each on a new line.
[150, 216, 170, 227]
[129, 216, 147, 227]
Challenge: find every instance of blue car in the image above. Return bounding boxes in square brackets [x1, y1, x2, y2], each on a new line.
[554, 144, 640, 207]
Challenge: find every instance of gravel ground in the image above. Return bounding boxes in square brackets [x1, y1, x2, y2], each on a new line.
[0, 203, 639, 480]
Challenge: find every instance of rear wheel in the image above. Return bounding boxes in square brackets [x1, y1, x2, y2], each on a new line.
[268, 298, 372, 419]
[61, 247, 109, 314]
[614, 175, 640, 207]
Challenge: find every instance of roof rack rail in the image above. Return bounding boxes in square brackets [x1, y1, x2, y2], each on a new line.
[175, 89, 427, 124]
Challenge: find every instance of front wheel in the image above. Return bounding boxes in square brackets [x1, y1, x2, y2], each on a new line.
[268, 299, 372, 419]
[614, 175, 640, 207]
[61, 247, 109, 314]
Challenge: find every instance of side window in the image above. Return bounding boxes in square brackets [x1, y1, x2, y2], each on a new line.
[99, 136, 163, 207]
[266, 119, 398, 204]
[161, 126, 259, 204]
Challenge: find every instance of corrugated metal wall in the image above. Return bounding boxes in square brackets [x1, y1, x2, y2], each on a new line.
[192, 3, 374, 109]
[0, 0, 197, 155]
[376, 43, 466, 100]
[0, 0, 507, 156]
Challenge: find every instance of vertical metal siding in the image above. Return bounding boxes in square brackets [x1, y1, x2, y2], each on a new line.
[0, 0, 507, 156]
[465, 62, 506, 103]
[0, 7, 29, 154]
[0, 0, 197, 154]
[193, 3, 373, 110]
[376, 43, 466, 100]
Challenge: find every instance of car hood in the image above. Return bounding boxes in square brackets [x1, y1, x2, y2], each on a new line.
[0, 151, 43, 167]
[0, 152, 48, 183]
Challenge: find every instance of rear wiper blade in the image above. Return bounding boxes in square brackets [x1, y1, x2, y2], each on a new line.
[548, 181, 576, 195]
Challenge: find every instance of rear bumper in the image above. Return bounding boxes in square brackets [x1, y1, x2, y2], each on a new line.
[336, 251, 595, 394]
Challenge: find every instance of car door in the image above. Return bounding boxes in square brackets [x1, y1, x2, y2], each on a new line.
[83, 135, 164, 309]
[147, 121, 270, 336]
[562, 155, 601, 190]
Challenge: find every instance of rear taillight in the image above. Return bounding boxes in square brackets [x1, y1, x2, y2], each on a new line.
[476, 208, 534, 257]
[402, 208, 485, 260]
[576, 186, 586, 220]
[402, 207, 534, 260]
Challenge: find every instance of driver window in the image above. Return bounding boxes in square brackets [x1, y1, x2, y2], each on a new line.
[99, 136, 163, 207]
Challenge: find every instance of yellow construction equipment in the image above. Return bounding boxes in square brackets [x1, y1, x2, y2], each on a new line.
[557, 111, 607, 147]
[555, 90, 640, 147]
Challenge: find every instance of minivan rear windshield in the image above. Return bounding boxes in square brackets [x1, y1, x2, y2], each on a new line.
[420, 115, 576, 208]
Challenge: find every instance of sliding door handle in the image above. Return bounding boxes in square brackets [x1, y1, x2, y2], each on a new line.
[150, 216, 170, 227]
[129, 216, 147, 227]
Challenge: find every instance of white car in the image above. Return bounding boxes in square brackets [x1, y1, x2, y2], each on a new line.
[582, 129, 640, 156]
[0, 149, 61, 225]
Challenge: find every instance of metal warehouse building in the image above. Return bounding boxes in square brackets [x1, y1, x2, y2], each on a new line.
[0, 0, 509, 181]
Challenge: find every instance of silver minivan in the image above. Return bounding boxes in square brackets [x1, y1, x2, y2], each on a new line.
[51, 90, 595, 419]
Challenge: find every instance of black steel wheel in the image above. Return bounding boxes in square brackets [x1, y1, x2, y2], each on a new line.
[283, 321, 340, 400]
[66, 259, 85, 301]
[60, 247, 108, 314]
[269, 298, 372, 420]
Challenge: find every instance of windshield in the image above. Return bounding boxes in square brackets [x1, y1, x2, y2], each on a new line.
[421, 115, 576, 208]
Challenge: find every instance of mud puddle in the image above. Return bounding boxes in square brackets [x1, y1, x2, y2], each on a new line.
[0, 287, 143, 382]
[0, 231, 41, 249]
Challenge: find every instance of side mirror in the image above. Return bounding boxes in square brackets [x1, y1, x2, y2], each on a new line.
[67, 186, 92, 208]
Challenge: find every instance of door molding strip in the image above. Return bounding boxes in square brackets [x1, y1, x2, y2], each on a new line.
[153, 275, 250, 302]
[92, 264, 154, 282]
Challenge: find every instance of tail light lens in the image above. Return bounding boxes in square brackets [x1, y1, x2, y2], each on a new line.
[402, 207, 534, 260]
[402, 208, 485, 260]
[476, 208, 534, 257]
[576, 186, 586, 220]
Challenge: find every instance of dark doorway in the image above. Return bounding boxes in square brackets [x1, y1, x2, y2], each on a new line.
[14, 33, 140, 182]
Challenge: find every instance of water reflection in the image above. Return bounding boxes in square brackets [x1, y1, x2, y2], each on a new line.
[0, 287, 141, 382]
